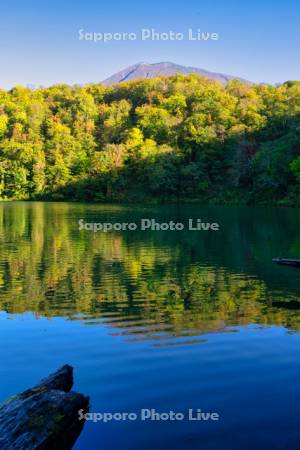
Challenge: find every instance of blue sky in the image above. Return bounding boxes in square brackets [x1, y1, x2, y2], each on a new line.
[0, 0, 299, 89]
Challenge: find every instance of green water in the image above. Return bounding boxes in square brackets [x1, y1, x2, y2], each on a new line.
[1, 202, 300, 449]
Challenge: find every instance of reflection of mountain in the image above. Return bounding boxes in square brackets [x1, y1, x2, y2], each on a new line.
[1, 202, 300, 346]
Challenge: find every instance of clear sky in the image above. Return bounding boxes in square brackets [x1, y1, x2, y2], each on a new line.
[0, 0, 299, 89]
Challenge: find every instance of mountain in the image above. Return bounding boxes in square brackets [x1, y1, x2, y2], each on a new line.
[103, 62, 250, 85]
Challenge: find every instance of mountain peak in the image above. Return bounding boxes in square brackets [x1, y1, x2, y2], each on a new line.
[103, 62, 250, 86]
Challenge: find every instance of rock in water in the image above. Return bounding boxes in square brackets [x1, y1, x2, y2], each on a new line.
[0, 365, 89, 450]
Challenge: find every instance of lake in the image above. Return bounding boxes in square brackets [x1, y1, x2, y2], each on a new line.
[1, 202, 300, 449]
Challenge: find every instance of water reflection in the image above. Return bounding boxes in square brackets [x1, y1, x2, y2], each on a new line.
[1, 202, 300, 346]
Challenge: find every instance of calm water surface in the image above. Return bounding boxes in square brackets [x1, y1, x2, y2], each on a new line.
[1, 202, 300, 449]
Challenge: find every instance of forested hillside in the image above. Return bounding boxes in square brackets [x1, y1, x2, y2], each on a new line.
[0, 75, 300, 204]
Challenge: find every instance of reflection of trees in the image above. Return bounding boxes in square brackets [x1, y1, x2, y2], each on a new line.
[1, 202, 300, 342]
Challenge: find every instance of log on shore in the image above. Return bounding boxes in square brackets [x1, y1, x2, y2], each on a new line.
[0, 365, 89, 450]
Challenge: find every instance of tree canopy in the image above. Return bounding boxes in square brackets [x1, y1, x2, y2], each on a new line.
[0, 75, 300, 204]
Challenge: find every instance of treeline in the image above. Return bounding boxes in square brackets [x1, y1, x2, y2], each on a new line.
[0, 75, 300, 203]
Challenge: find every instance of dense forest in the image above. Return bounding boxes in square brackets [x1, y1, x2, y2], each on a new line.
[0, 75, 300, 204]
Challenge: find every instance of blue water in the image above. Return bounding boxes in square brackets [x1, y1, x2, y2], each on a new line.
[1, 202, 300, 449]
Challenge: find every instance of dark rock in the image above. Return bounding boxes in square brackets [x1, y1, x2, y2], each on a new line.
[0, 365, 89, 450]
